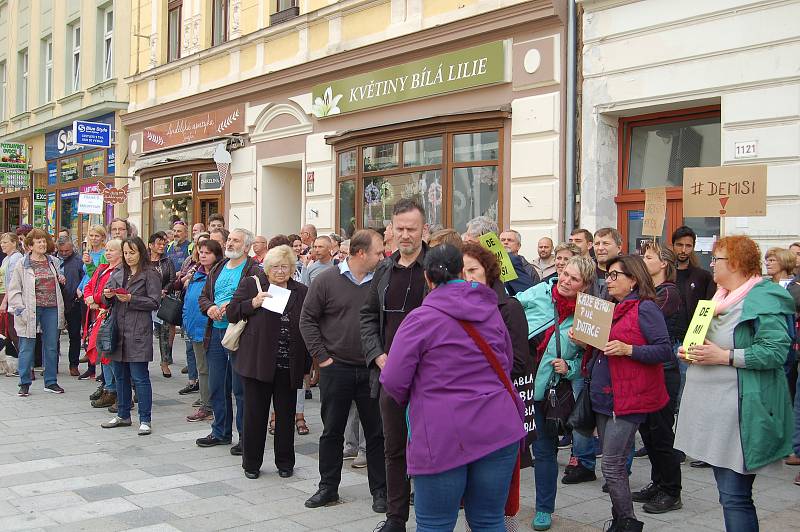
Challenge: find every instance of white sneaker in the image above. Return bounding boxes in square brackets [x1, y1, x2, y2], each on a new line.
[352, 452, 367, 468]
[138, 423, 152, 436]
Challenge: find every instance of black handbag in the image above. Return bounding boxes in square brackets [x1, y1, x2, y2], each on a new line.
[539, 300, 575, 435]
[157, 293, 183, 326]
[567, 353, 598, 437]
[97, 307, 118, 355]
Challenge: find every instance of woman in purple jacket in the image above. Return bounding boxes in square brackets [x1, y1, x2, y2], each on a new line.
[380, 244, 526, 532]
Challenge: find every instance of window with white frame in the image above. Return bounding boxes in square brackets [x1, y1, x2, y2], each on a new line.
[0, 62, 6, 120]
[43, 37, 53, 103]
[18, 49, 28, 113]
[102, 8, 113, 80]
[212, 0, 229, 46]
[71, 24, 81, 92]
[167, 1, 181, 62]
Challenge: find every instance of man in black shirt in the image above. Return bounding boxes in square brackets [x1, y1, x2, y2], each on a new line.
[361, 200, 428, 532]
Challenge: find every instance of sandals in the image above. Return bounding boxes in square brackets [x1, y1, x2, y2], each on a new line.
[295, 418, 310, 435]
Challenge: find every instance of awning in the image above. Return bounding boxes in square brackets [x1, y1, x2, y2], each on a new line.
[130, 140, 228, 174]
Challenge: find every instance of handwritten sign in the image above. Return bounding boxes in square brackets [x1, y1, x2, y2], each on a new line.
[573, 292, 615, 350]
[642, 187, 666, 237]
[682, 300, 716, 360]
[97, 182, 129, 204]
[683, 165, 767, 217]
[77, 193, 104, 215]
[479, 231, 518, 282]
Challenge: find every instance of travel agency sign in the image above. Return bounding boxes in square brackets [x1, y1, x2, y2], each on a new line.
[311, 40, 508, 118]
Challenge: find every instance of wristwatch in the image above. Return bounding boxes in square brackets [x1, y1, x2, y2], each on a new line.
[728, 350, 734, 367]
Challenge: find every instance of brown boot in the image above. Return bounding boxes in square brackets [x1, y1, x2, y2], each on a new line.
[92, 391, 117, 409]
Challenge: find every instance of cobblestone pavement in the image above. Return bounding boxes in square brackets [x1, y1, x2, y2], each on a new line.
[0, 338, 798, 531]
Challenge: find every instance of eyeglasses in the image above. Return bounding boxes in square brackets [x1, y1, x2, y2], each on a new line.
[269, 264, 291, 272]
[710, 256, 729, 264]
[382, 269, 414, 314]
[606, 270, 630, 281]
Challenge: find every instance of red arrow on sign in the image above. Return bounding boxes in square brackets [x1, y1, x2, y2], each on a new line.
[719, 196, 729, 216]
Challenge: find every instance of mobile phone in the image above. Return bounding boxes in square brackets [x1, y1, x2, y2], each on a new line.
[113, 288, 129, 295]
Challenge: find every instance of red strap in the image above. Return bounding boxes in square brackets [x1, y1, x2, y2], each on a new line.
[458, 320, 516, 401]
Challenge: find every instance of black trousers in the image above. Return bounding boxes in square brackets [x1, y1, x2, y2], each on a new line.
[64, 303, 83, 368]
[380, 386, 410, 523]
[241, 369, 297, 472]
[318, 362, 385, 495]
[639, 367, 682, 497]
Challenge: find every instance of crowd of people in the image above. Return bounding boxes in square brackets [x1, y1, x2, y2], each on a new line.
[1, 202, 799, 532]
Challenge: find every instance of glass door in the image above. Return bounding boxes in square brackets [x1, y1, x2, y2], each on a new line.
[199, 198, 219, 227]
[5, 198, 19, 232]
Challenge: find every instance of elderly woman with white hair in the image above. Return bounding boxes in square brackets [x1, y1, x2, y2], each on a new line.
[227, 244, 309, 480]
[463, 216, 538, 294]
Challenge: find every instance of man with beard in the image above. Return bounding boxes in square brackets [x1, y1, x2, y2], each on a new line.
[361, 199, 429, 532]
[301, 229, 388, 513]
[196, 229, 261, 454]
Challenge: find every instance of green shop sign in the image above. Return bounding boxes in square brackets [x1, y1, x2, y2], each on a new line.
[312, 40, 508, 118]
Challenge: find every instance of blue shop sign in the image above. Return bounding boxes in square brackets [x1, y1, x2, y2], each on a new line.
[107, 148, 115, 174]
[48, 162, 57, 185]
[45, 113, 115, 161]
[73, 120, 112, 148]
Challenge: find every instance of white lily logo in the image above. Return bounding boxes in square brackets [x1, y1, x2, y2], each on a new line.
[312, 86, 343, 118]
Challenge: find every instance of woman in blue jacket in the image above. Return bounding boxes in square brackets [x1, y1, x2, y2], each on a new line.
[182, 239, 223, 422]
[514, 255, 596, 531]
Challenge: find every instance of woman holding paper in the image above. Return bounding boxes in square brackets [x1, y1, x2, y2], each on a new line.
[226, 244, 308, 480]
[675, 235, 794, 532]
[513, 254, 595, 531]
[570, 254, 673, 532]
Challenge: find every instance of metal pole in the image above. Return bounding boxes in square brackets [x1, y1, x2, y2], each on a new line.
[564, 0, 577, 238]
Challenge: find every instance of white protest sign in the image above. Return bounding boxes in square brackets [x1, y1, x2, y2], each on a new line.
[77, 193, 104, 215]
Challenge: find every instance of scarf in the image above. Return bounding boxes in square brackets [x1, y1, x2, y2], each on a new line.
[711, 275, 762, 315]
[535, 286, 577, 363]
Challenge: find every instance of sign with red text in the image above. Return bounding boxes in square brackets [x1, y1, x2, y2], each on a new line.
[683, 165, 767, 217]
[573, 292, 615, 350]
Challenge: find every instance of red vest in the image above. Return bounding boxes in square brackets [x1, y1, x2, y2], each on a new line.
[607, 299, 670, 415]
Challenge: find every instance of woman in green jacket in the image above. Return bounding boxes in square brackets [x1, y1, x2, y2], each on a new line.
[676, 235, 794, 532]
[514, 255, 595, 531]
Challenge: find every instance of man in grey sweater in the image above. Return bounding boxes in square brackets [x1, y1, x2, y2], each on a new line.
[300, 235, 335, 285]
[300, 229, 388, 513]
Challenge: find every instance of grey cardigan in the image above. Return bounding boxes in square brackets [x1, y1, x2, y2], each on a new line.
[104, 266, 161, 363]
[7, 253, 65, 339]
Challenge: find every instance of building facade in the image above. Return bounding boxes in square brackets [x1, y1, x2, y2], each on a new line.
[123, 0, 570, 259]
[0, 0, 131, 240]
[579, 0, 800, 257]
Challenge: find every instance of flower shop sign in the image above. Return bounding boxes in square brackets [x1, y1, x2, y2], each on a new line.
[142, 104, 245, 153]
[312, 41, 507, 118]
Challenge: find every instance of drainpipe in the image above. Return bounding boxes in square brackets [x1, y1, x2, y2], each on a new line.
[564, 0, 577, 237]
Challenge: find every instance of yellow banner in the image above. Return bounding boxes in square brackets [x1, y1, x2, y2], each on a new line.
[479, 232, 518, 283]
[683, 300, 716, 359]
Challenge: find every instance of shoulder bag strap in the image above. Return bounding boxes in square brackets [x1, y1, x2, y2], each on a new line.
[458, 320, 516, 401]
[553, 299, 562, 359]
[253, 275, 263, 293]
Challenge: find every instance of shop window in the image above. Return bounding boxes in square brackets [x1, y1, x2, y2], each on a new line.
[198, 171, 222, 191]
[60, 157, 80, 183]
[82, 151, 104, 179]
[173, 174, 192, 194]
[335, 122, 503, 236]
[617, 106, 721, 263]
[141, 171, 224, 239]
[152, 197, 193, 233]
[153, 177, 172, 196]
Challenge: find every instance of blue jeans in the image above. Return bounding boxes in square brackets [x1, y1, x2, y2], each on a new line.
[18, 306, 59, 386]
[571, 378, 596, 471]
[185, 340, 198, 381]
[712, 466, 758, 532]
[102, 363, 117, 393]
[112, 361, 152, 424]
[207, 327, 244, 441]
[413, 442, 518, 532]
[532, 402, 558, 513]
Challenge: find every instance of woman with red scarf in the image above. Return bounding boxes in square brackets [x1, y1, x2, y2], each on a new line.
[514, 255, 596, 531]
[84, 239, 123, 409]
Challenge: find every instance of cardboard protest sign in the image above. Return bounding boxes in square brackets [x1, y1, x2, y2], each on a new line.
[479, 232, 518, 282]
[642, 187, 666, 237]
[573, 292, 615, 350]
[682, 300, 716, 360]
[682, 165, 767, 217]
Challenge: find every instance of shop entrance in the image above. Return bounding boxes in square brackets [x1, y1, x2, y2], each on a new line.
[261, 160, 302, 236]
[4, 197, 19, 232]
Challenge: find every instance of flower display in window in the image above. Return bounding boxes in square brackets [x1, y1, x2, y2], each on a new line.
[364, 182, 381, 206]
[427, 181, 442, 206]
[312, 86, 343, 118]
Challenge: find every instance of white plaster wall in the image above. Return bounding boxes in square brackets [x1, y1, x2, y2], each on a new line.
[580, 0, 800, 247]
[305, 131, 336, 234]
